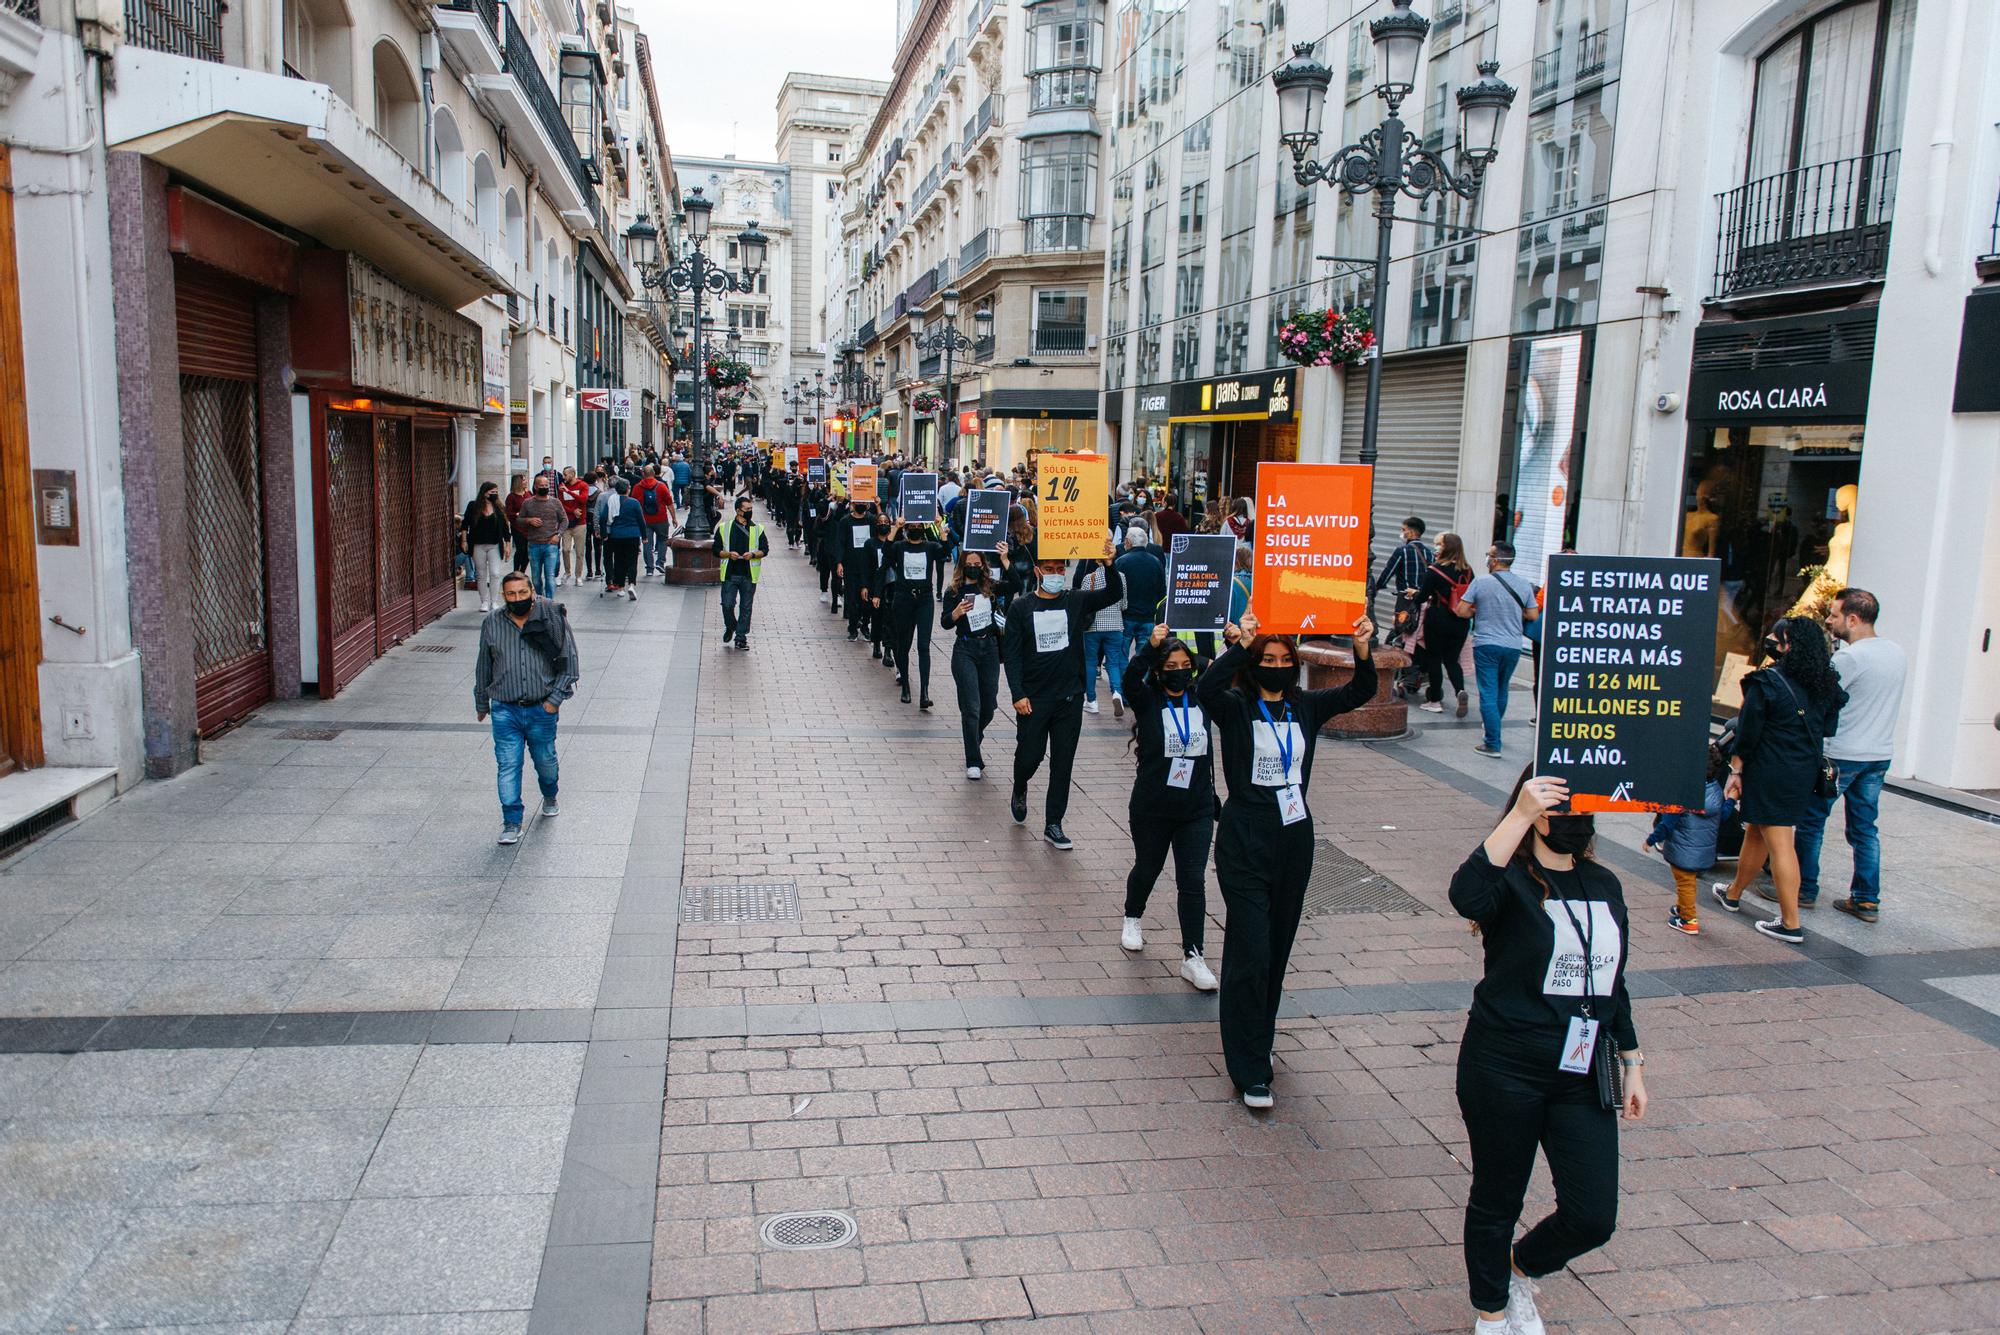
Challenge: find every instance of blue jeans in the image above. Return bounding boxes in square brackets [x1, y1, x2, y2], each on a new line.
[1123, 619, 1156, 669]
[1796, 757, 1888, 906]
[1083, 629, 1125, 702]
[720, 575, 757, 643]
[491, 700, 559, 826]
[527, 544, 559, 597]
[642, 526, 668, 573]
[1473, 643, 1522, 752]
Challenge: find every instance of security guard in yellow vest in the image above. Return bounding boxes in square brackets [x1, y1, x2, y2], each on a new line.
[713, 493, 770, 651]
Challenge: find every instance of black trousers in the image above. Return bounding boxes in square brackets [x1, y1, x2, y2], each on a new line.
[952, 637, 1000, 768]
[1214, 802, 1315, 1091]
[887, 592, 934, 697]
[1417, 614, 1469, 701]
[1456, 1031, 1619, 1313]
[585, 527, 603, 577]
[604, 536, 641, 589]
[1125, 805, 1214, 953]
[1011, 693, 1084, 825]
[843, 575, 872, 637]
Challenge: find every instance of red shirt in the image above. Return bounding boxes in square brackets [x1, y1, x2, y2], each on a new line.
[560, 479, 590, 526]
[632, 477, 676, 525]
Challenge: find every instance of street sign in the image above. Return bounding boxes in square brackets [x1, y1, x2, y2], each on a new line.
[578, 389, 609, 411]
[609, 389, 632, 420]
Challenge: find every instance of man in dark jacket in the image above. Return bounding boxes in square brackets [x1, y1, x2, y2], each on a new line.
[475, 571, 580, 844]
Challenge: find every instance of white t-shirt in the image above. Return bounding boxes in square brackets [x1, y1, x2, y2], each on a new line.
[1825, 636, 1906, 763]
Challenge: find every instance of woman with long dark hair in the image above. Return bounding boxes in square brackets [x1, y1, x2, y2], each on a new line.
[1195, 608, 1376, 1108]
[1712, 615, 1847, 944]
[1451, 769, 1647, 1335]
[461, 483, 510, 612]
[1119, 624, 1218, 990]
[1414, 532, 1474, 717]
[942, 547, 1005, 778]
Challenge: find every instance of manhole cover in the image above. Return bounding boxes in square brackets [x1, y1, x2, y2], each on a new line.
[760, 1211, 856, 1250]
[407, 644, 455, 654]
[277, 728, 343, 741]
[680, 882, 801, 924]
[1302, 841, 1431, 918]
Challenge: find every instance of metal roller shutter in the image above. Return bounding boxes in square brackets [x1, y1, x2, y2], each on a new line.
[1340, 349, 1468, 575]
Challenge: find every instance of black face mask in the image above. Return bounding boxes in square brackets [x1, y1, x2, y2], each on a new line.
[504, 597, 533, 618]
[1159, 667, 1194, 693]
[1251, 664, 1294, 694]
[534, 487, 549, 497]
[874, 525, 890, 538]
[1542, 814, 1595, 856]
[963, 564, 984, 579]
[1762, 636, 1787, 658]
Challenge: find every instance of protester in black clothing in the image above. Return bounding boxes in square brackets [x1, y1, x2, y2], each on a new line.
[1196, 608, 1377, 1109]
[942, 548, 1008, 779]
[802, 483, 828, 566]
[863, 516, 896, 665]
[817, 497, 847, 611]
[1120, 625, 1219, 991]
[1413, 532, 1474, 718]
[1450, 770, 1648, 1335]
[1713, 616, 1848, 944]
[879, 520, 943, 707]
[836, 503, 878, 643]
[1000, 539, 1121, 849]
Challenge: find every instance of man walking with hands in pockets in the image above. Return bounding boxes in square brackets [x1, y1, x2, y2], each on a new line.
[475, 571, 580, 845]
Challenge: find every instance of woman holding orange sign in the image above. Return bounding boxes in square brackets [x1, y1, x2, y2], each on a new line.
[1196, 608, 1376, 1111]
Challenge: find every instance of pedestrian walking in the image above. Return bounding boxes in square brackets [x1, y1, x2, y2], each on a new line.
[837, 502, 880, 645]
[513, 476, 568, 598]
[1450, 771, 1647, 1335]
[1712, 616, 1848, 944]
[461, 483, 510, 612]
[1077, 558, 1126, 717]
[1414, 532, 1474, 717]
[1114, 526, 1166, 665]
[1798, 588, 1905, 923]
[594, 475, 646, 600]
[1646, 747, 1731, 935]
[1457, 541, 1539, 758]
[475, 571, 579, 845]
[881, 519, 943, 707]
[1196, 609, 1376, 1108]
[558, 468, 590, 586]
[712, 493, 769, 651]
[1369, 515, 1432, 626]
[1001, 539, 1122, 850]
[632, 465, 678, 577]
[943, 546, 1007, 779]
[670, 452, 692, 508]
[1120, 624, 1219, 991]
[504, 474, 532, 573]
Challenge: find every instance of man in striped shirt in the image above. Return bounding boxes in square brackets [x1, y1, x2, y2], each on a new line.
[475, 571, 581, 844]
[1369, 515, 1432, 626]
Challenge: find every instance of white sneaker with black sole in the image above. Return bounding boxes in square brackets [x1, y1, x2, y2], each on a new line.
[1120, 918, 1143, 951]
[966, 766, 982, 781]
[1241, 1084, 1273, 1110]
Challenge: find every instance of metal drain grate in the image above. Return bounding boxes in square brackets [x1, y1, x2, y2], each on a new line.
[760, 1211, 857, 1250]
[406, 644, 455, 654]
[277, 727, 344, 741]
[680, 882, 801, 924]
[1302, 841, 1432, 918]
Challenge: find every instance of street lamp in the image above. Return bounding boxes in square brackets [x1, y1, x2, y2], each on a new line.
[625, 188, 766, 542]
[1271, 1, 1514, 594]
[911, 288, 992, 469]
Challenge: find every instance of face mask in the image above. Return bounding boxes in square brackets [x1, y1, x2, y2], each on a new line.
[1542, 814, 1595, 856]
[1251, 663, 1294, 693]
[1039, 572, 1068, 594]
[963, 563, 984, 579]
[504, 597, 533, 617]
[875, 525, 891, 537]
[534, 487, 549, 497]
[1762, 636, 1787, 657]
[1159, 667, 1194, 693]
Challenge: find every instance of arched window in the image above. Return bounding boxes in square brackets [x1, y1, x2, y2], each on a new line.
[471, 154, 499, 239]
[371, 40, 422, 165]
[504, 189, 526, 266]
[432, 107, 466, 205]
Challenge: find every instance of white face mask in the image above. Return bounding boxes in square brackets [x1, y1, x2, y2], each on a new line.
[1039, 572, 1068, 594]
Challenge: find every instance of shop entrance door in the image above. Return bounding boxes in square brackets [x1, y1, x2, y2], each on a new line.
[373, 416, 415, 651]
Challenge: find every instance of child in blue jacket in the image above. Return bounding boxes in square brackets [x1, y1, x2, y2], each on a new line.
[1645, 747, 1734, 935]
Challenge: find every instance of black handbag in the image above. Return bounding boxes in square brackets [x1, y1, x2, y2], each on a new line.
[1594, 1028, 1624, 1112]
[1772, 674, 1838, 798]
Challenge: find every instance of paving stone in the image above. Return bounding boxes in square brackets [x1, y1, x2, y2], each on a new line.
[399, 1042, 587, 1108]
[302, 1194, 554, 1317]
[212, 1045, 420, 1112]
[23, 1048, 249, 1116]
[356, 1105, 572, 1198]
[56, 1201, 344, 1326]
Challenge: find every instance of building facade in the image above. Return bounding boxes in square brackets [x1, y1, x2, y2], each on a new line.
[842, 0, 1114, 472]
[669, 155, 793, 443]
[1096, 0, 2000, 792]
[777, 73, 892, 388]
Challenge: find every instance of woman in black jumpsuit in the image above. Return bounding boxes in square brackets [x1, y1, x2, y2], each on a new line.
[881, 520, 943, 707]
[1196, 608, 1376, 1109]
[942, 548, 1007, 778]
[1120, 624, 1218, 991]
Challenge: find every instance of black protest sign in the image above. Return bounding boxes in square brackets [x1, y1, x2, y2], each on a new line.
[1535, 554, 1721, 813]
[807, 460, 827, 485]
[901, 472, 939, 523]
[963, 488, 1011, 553]
[1163, 533, 1236, 632]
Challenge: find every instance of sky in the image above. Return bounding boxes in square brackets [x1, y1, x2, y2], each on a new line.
[633, 0, 898, 164]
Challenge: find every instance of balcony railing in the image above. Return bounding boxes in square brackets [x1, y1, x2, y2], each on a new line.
[125, 0, 223, 60]
[965, 0, 994, 41]
[1033, 326, 1090, 356]
[907, 268, 939, 308]
[1030, 69, 1098, 112]
[963, 94, 1002, 154]
[1577, 28, 1610, 80]
[1025, 215, 1090, 253]
[503, 6, 594, 197]
[6, 0, 39, 19]
[960, 227, 998, 273]
[920, 353, 942, 378]
[442, 0, 499, 40]
[1712, 151, 1900, 300]
[972, 333, 995, 363]
[858, 317, 878, 345]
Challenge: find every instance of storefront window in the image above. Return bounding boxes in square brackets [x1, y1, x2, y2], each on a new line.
[1020, 133, 1101, 253]
[1409, 15, 1497, 348]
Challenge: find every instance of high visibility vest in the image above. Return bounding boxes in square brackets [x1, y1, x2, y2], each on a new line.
[717, 520, 766, 583]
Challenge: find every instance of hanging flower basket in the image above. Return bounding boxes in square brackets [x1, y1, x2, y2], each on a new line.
[706, 357, 753, 389]
[1275, 307, 1375, 369]
[713, 386, 747, 412]
[911, 390, 945, 415]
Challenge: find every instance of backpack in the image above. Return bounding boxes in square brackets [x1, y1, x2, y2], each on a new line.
[637, 480, 666, 520]
[1441, 564, 1473, 613]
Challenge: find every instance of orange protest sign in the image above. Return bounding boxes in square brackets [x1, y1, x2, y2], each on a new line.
[849, 460, 879, 503]
[1249, 462, 1372, 635]
[1034, 453, 1109, 560]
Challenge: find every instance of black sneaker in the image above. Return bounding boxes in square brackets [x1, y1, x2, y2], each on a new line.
[736, 639, 748, 652]
[847, 630, 859, 641]
[871, 645, 882, 659]
[1009, 788, 1028, 824]
[1044, 823, 1073, 851]
[1754, 918, 1806, 945]
[1833, 897, 1880, 923]
[920, 698, 934, 712]
[1241, 1084, 1274, 1110]
[900, 684, 912, 704]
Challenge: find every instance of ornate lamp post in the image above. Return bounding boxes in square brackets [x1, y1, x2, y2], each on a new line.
[625, 188, 766, 544]
[910, 288, 992, 469]
[1271, 1, 1514, 561]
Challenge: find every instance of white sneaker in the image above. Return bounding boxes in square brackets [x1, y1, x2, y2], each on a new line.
[1180, 951, 1218, 991]
[1505, 1272, 1545, 1335]
[1111, 693, 1124, 719]
[966, 766, 982, 780]
[627, 588, 638, 601]
[1120, 917, 1144, 951]
[1419, 700, 1445, 713]
[1084, 700, 1100, 715]
[479, 601, 491, 612]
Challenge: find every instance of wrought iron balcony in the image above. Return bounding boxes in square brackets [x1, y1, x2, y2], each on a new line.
[502, 6, 593, 198]
[1032, 326, 1090, 356]
[125, 0, 222, 60]
[442, 0, 498, 39]
[1711, 151, 1900, 301]
[959, 227, 998, 274]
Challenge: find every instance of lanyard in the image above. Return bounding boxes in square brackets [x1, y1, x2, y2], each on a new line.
[1256, 699, 1294, 779]
[1167, 692, 1193, 748]
[1556, 884, 1597, 1019]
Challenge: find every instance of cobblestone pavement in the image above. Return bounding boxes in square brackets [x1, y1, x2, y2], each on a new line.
[3, 517, 1999, 1333]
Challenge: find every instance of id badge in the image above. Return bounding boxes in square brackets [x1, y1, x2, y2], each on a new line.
[1559, 1017, 1600, 1074]
[1276, 785, 1308, 825]
[1167, 758, 1195, 789]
